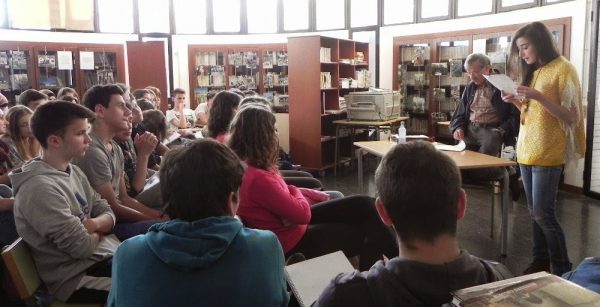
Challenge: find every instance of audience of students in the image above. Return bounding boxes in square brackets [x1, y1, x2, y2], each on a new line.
[17, 89, 47, 110]
[314, 141, 512, 306]
[207, 90, 241, 143]
[12, 101, 117, 304]
[73, 84, 162, 240]
[230, 103, 398, 270]
[108, 139, 289, 307]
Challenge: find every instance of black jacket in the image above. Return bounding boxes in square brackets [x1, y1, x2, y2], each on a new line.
[312, 250, 512, 307]
[449, 81, 520, 146]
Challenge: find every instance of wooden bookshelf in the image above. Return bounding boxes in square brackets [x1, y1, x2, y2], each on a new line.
[289, 35, 370, 171]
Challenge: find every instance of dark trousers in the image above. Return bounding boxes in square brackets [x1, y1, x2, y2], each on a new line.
[286, 195, 398, 270]
[463, 123, 505, 181]
[66, 258, 112, 304]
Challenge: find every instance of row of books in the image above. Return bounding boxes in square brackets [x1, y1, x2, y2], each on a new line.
[320, 72, 332, 89]
[320, 47, 331, 63]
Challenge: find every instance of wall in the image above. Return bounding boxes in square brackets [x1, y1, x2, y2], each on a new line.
[380, 0, 590, 187]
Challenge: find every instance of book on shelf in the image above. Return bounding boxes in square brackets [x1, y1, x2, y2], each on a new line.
[451, 271, 600, 307]
[285, 251, 354, 307]
[320, 47, 331, 63]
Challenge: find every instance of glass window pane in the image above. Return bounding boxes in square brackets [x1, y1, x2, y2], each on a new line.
[283, 0, 308, 31]
[138, 0, 169, 33]
[384, 0, 413, 24]
[247, 0, 277, 33]
[457, 0, 493, 16]
[316, 0, 345, 30]
[173, 0, 207, 34]
[502, 0, 535, 6]
[98, 0, 133, 33]
[213, 0, 240, 32]
[351, 0, 377, 28]
[421, 0, 449, 19]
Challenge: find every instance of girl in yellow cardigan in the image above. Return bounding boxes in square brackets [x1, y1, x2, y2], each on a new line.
[503, 22, 585, 276]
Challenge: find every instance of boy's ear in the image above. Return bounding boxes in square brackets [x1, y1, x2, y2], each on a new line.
[457, 188, 467, 220]
[94, 104, 105, 118]
[46, 134, 61, 148]
[225, 190, 240, 216]
[375, 197, 394, 226]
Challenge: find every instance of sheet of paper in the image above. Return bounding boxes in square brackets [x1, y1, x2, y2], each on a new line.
[57, 51, 73, 70]
[79, 51, 95, 70]
[484, 74, 517, 95]
[434, 140, 466, 152]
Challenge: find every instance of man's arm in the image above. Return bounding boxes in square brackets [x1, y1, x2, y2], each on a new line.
[131, 132, 158, 193]
[94, 182, 154, 222]
[118, 174, 163, 219]
[449, 84, 471, 139]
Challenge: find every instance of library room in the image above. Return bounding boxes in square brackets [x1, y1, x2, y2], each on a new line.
[1, 0, 600, 306]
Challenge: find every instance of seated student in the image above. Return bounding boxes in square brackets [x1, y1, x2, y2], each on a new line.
[18, 89, 48, 110]
[132, 89, 156, 108]
[194, 90, 217, 126]
[140, 109, 169, 168]
[57, 87, 79, 101]
[115, 103, 158, 197]
[145, 85, 162, 109]
[207, 90, 241, 143]
[314, 142, 512, 306]
[166, 88, 196, 135]
[137, 98, 156, 111]
[108, 139, 289, 307]
[74, 84, 163, 241]
[1, 106, 40, 170]
[58, 95, 79, 104]
[11, 101, 118, 304]
[39, 88, 57, 100]
[230, 104, 397, 270]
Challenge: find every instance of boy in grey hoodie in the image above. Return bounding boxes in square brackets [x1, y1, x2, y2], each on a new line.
[11, 101, 117, 304]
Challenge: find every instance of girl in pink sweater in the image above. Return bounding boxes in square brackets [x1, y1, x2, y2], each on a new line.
[229, 103, 397, 270]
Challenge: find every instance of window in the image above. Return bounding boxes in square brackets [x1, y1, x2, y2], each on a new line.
[0, 0, 5, 27]
[247, 0, 277, 33]
[283, 0, 309, 31]
[316, 0, 345, 30]
[98, 0, 134, 33]
[419, 0, 451, 21]
[7, 0, 51, 30]
[457, 0, 493, 17]
[213, 0, 240, 32]
[351, 0, 378, 28]
[138, 0, 170, 33]
[498, 0, 538, 12]
[384, 0, 414, 25]
[173, 0, 207, 34]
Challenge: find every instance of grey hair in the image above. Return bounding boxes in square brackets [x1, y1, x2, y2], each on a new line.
[463, 53, 491, 70]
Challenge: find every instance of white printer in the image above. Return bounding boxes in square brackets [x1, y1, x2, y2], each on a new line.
[344, 89, 401, 121]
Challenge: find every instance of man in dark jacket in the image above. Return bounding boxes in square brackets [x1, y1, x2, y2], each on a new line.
[450, 53, 519, 154]
[314, 142, 511, 307]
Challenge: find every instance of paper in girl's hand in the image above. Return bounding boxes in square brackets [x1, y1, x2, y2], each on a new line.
[484, 74, 518, 95]
[299, 188, 330, 205]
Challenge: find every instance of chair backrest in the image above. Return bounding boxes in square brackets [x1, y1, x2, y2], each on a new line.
[2, 237, 41, 300]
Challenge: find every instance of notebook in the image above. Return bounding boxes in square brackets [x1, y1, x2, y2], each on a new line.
[285, 251, 355, 307]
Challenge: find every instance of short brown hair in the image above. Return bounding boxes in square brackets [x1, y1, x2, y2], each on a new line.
[375, 141, 461, 246]
[31, 101, 95, 148]
[161, 139, 244, 221]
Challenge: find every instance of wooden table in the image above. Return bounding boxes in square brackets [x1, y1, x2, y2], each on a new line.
[354, 140, 516, 260]
[332, 117, 409, 175]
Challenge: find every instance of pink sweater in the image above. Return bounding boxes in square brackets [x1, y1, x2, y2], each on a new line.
[237, 165, 311, 252]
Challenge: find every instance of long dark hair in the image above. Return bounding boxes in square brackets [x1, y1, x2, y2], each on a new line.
[207, 91, 241, 139]
[508, 21, 560, 86]
[229, 103, 278, 170]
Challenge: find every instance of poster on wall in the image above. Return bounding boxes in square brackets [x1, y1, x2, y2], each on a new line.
[57, 51, 73, 70]
[80, 51, 95, 70]
[38, 54, 56, 68]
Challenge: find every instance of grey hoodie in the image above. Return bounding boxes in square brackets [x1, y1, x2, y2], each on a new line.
[11, 158, 116, 301]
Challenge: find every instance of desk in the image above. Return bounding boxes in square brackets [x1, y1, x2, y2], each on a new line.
[354, 141, 516, 260]
[333, 117, 409, 175]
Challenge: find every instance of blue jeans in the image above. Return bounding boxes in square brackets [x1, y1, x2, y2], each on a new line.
[520, 164, 571, 275]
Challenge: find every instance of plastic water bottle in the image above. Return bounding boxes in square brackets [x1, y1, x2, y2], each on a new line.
[398, 121, 407, 143]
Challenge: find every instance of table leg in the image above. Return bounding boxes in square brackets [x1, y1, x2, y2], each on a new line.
[357, 148, 364, 193]
[501, 168, 509, 262]
[334, 125, 340, 176]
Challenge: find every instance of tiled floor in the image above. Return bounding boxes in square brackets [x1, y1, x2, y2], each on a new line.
[321, 156, 600, 275]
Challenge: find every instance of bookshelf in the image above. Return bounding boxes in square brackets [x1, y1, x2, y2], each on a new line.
[289, 36, 370, 171]
[188, 44, 287, 109]
[0, 41, 125, 104]
[392, 17, 571, 140]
